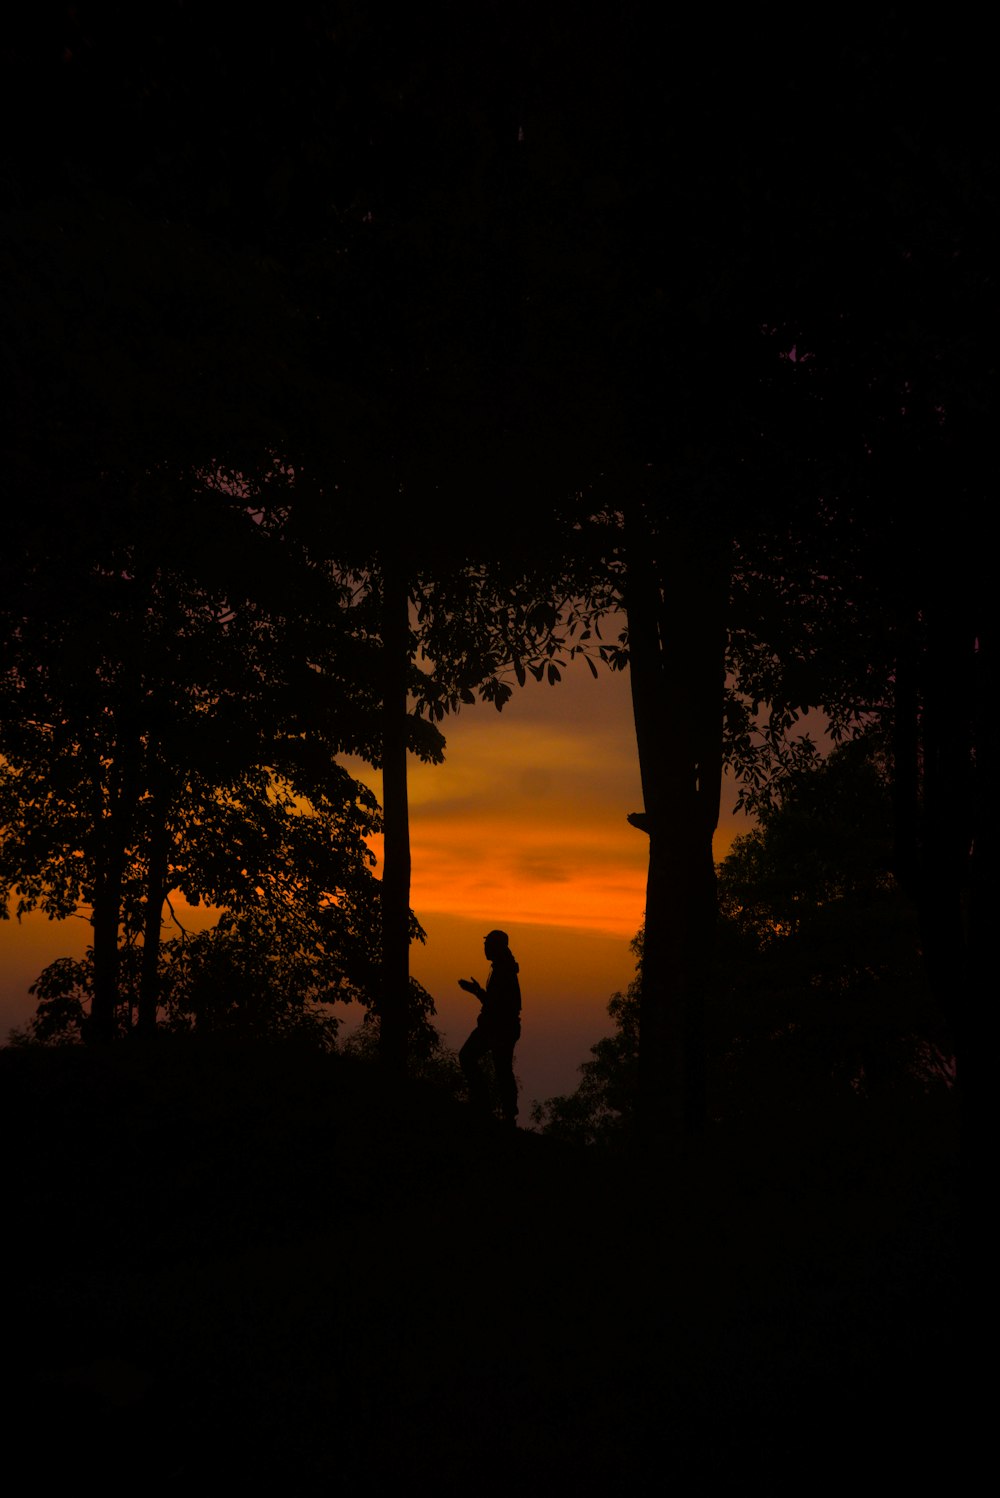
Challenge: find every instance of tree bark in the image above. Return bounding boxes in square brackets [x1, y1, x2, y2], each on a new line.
[89, 727, 140, 1044]
[378, 560, 412, 1074]
[90, 855, 124, 1044]
[137, 793, 170, 1036]
[891, 558, 978, 1068]
[625, 500, 728, 1148]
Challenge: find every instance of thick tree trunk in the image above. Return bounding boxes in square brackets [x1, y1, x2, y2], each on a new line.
[892, 559, 978, 1068]
[625, 501, 727, 1147]
[921, 594, 976, 1051]
[911, 593, 976, 1062]
[378, 561, 412, 1073]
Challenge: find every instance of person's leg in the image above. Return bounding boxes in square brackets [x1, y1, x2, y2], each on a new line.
[491, 1033, 519, 1125]
[460, 1026, 493, 1115]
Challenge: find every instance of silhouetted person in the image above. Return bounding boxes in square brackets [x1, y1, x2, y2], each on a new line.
[458, 929, 521, 1127]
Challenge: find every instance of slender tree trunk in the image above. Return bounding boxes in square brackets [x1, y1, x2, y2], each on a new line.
[91, 855, 124, 1045]
[625, 501, 727, 1148]
[90, 729, 140, 1044]
[137, 795, 170, 1036]
[379, 560, 412, 1073]
[891, 612, 920, 904]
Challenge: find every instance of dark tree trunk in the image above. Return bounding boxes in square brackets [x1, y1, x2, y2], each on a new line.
[89, 729, 140, 1044]
[914, 592, 976, 1062]
[137, 795, 170, 1036]
[625, 501, 728, 1147]
[378, 560, 412, 1074]
[891, 550, 979, 1068]
[891, 613, 921, 903]
[90, 855, 124, 1045]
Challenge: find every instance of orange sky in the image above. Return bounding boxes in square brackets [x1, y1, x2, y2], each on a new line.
[341, 663, 746, 1103]
[0, 663, 749, 1106]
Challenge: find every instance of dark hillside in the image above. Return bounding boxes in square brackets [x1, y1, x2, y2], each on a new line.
[2, 1040, 957, 1490]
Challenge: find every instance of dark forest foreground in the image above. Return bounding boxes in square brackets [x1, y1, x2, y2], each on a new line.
[2, 1039, 957, 1492]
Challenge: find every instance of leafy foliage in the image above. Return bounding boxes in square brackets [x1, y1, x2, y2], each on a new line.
[531, 939, 640, 1150]
[714, 742, 950, 1113]
[534, 743, 952, 1145]
[2, 9, 984, 1087]
[340, 980, 464, 1094]
[9, 762, 389, 1046]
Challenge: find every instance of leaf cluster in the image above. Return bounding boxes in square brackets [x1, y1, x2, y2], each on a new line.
[534, 742, 951, 1144]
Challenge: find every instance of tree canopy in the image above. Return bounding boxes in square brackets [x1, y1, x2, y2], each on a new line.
[1, 11, 985, 1129]
[535, 741, 953, 1147]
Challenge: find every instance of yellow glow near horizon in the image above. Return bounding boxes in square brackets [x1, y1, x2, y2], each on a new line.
[1, 664, 751, 1100]
[344, 667, 745, 946]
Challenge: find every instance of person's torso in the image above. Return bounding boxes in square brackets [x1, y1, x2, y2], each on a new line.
[482, 961, 521, 1027]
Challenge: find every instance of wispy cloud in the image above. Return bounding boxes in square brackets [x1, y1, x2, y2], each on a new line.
[342, 665, 747, 943]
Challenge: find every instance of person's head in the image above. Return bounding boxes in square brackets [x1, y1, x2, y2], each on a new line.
[483, 929, 509, 963]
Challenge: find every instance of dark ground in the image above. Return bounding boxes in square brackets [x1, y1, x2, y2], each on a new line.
[1, 1038, 958, 1492]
